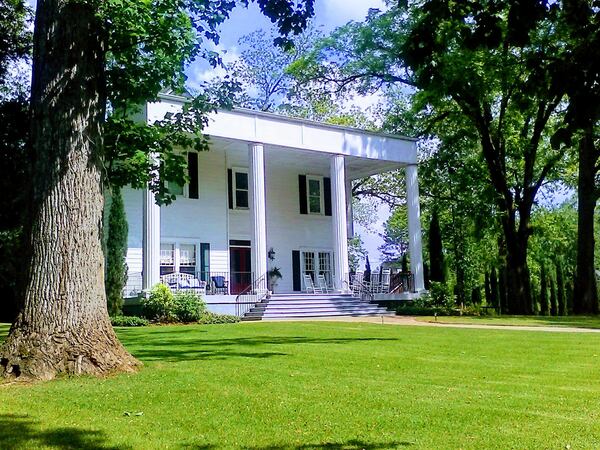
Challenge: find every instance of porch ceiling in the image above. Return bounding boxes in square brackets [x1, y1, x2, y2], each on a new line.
[212, 137, 404, 180]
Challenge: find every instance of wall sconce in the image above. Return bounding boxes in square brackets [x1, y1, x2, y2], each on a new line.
[268, 248, 276, 261]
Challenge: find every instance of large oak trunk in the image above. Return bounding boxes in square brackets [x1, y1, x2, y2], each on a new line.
[502, 215, 533, 315]
[574, 128, 599, 314]
[0, 0, 139, 380]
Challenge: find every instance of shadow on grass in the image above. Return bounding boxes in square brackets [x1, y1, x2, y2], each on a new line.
[0, 414, 130, 449]
[121, 333, 399, 362]
[185, 439, 413, 449]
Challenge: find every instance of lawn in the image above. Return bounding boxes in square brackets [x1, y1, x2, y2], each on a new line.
[1, 321, 600, 449]
[412, 314, 600, 329]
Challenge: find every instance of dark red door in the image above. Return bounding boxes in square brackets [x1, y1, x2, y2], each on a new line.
[230, 247, 252, 294]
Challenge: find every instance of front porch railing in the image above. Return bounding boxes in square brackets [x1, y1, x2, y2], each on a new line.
[235, 272, 269, 317]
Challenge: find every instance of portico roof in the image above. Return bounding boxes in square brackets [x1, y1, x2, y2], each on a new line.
[149, 93, 418, 170]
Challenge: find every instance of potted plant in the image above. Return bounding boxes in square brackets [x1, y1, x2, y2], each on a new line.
[268, 267, 282, 293]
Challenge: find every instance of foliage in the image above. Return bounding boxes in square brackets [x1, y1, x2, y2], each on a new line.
[428, 210, 444, 283]
[396, 304, 459, 317]
[539, 265, 549, 316]
[110, 315, 149, 327]
[141, 284, 176, 323]
[347, 235, 367, 272]
[141, 286, 206, 323]
[105, 187, 128, 316]
[173, 291, 206, 323]
[427, 281, 455, 309]
[0, 1, 31, 323]
[198, 312, 240, 324]
[378, 206, 408, 265]
[0, 0, 31, 85]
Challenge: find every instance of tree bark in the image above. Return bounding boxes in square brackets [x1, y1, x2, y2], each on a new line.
[0, 0, 139, 380]
[503, 212, 533, 315]
[574, 127, 599, 314]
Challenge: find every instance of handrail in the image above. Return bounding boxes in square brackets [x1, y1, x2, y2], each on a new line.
[235, 272, 269, 317]
[344, 277, 374, 303]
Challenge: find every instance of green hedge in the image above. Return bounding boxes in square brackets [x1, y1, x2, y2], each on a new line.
[110, 315, 149, 327]
[198, 312, 240, 324]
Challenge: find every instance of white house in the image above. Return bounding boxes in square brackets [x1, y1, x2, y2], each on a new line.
[122, 93, 424, 316]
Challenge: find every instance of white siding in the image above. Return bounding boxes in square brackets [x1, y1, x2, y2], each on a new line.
[264, 160, 333, 292]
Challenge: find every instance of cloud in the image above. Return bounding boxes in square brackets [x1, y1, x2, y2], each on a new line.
[185, 44, 241, 92]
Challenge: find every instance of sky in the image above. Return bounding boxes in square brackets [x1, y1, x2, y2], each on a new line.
[184, 0, 390, 268]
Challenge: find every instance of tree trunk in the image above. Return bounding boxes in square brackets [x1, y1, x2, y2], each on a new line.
[0, 0, 139, 380]
[574, 127, 599, 314]
[503, 220, 532, 315]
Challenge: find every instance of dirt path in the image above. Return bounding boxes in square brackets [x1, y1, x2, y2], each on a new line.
[264, 315, 600, 333]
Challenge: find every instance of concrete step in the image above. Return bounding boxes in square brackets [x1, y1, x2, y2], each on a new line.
[242, 293, 390, 320]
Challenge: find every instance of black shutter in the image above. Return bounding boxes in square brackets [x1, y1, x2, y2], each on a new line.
[227, 169, 233, 209]
[188, 152, 199, 199]
[298, 175, 307, 214]
[292, 251, 301, 291]
[324, 177, 332, 216]
[200, 243, 210, 281]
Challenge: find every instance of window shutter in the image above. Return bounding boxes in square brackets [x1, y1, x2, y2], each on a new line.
[227, 169, 233, 209]
[324, 177, 332, 216]
[292, 250, 301, 291]
[188, 152, 199, 199]
[200, 243, 210, 281]
[298, 175, 307, 214]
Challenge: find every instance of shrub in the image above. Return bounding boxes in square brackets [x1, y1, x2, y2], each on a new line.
[105, 187, 128, 316]
[173, 291, 206, 323]
[428, 281, 455, 308]
[198, 311, 240, 324]
[141, 284, 176, 322]
[110, 315, 149, 327]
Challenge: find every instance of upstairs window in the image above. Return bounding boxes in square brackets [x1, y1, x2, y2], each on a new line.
[228, 168, 249, 209]
[307, 176, 323, 214]
[298, 175, 331, 216]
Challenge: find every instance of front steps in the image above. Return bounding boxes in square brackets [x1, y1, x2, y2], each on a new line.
[241, 292, 390, 321]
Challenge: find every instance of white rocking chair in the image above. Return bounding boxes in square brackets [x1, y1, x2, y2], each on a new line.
[303, 274, 322, 294]
[317, 273, 330, 294]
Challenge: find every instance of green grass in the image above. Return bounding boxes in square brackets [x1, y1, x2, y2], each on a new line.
[1, 321, 600, 449]
[413, 314, 600, 329]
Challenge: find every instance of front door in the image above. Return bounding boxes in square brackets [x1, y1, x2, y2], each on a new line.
[230, 246, 252, 294]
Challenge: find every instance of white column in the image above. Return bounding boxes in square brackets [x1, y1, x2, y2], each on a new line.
[331, 155, 350, 292]
[345, 179, 354, 238]
[406, 164, 425, 291]
[142, 188, 160, 290]
[249, 143, 268, 281]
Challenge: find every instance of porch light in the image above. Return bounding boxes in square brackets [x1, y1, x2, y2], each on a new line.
[268, 248, 276, 261]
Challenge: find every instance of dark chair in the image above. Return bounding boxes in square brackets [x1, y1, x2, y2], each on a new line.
[211, 276, 229, 294]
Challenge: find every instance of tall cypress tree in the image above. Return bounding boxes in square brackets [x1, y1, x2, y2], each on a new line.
[556, 263, 567, 316]
[428, 210, 444, 283]
[484, 271, 492, 306]
[105, 187, 128, 316]
[490, 267, 499, 309]
[549, 273, 558, 317]
[540, 265, 549, 316]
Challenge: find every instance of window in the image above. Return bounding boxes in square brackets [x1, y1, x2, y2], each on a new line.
[160, 243, 175, 275]
[307, 176, 323, 214]
[299, 175, 331, 216]
[160, 242, 205, 276]
[168, 181, 184, 197]
[233, 169, 249, 209]
[165, 152, 199, 199]
[179, 244, 196, 275]
[301, 250, 332, 288]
